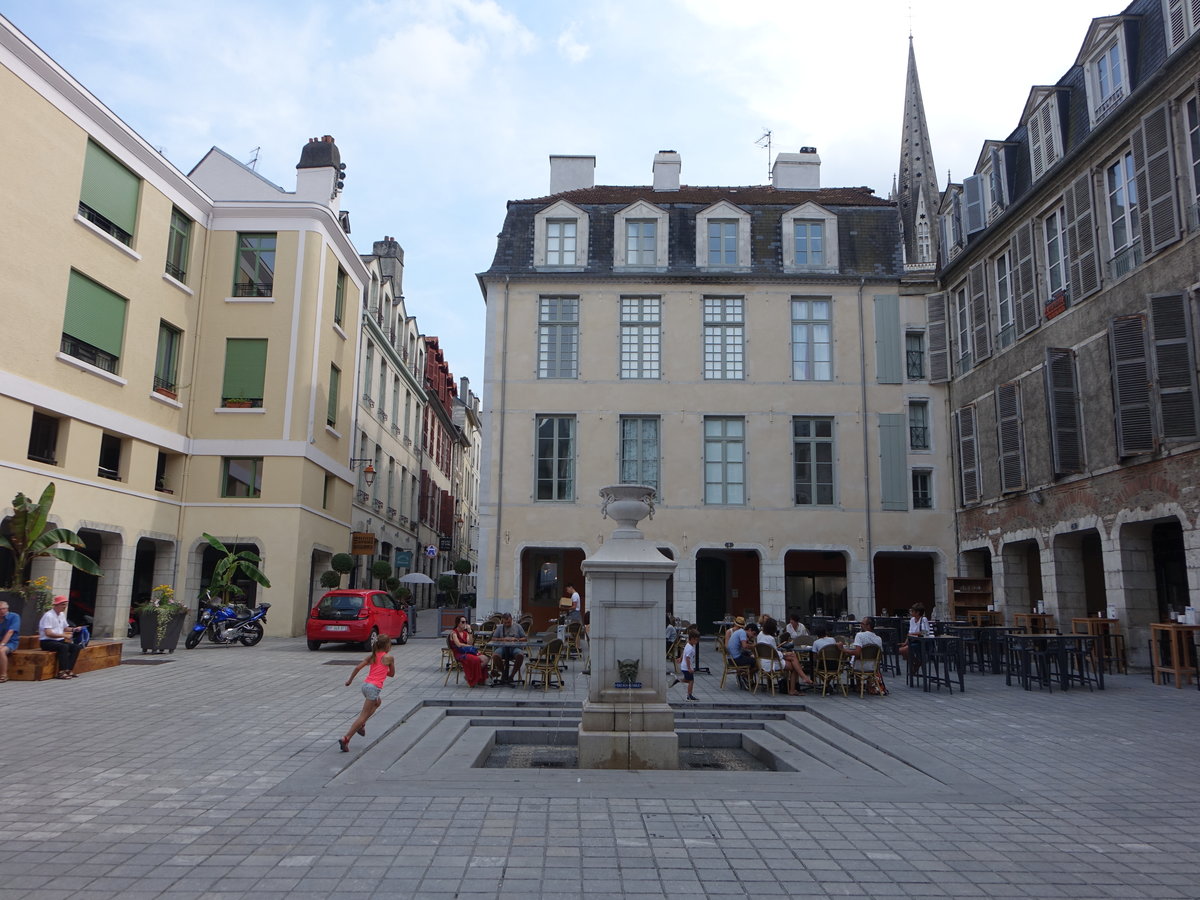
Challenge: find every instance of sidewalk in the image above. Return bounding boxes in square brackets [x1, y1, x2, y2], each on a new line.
[0, 634, 1197, 898]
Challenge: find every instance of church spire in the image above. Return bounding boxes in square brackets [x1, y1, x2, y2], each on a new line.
[898, 36, 940, 270]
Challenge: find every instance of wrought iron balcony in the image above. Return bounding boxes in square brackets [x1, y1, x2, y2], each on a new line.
[909, 426, 930, 450]
[1109, 241, 1143, 280]
[165, 260, 187, 282]
[386, 506, 397, 519]
[77, 202, 131, 245]
[232, 281, 273, 298]
[906, 351, 925, 380]
[355, 490, 370, 503]
[60, 334, 118, 373]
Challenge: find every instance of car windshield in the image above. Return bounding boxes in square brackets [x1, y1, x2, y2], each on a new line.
[317, 594, 363, 616]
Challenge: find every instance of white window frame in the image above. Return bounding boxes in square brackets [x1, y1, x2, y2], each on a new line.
[953, 285, 971, 372]
[535, 415, 576, 501]
[1106, 149, 1139, 256]
[533, 200, 588, 269]
[790, 297, 833, 382]
[613, 200, 668, 269]
[619, 415, 660, 494]
[703, 296, 744, 380]
[545, 219, 577, 266]
[537, 296, 579, 379]
[1185, 93, 1200, 227]
[703, 416, 745, 505]
[911, 468, 934, 509]
[1042, 202, 1071, 300]
[695, 201, 750, 269]
[792, 416, 835, 506]
[782, 202, 838, 273]
[994, 249, 1015, 347]
[619, 296, 661, 379]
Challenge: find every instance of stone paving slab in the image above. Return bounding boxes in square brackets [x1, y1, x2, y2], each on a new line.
[0, 635, 1198, 898]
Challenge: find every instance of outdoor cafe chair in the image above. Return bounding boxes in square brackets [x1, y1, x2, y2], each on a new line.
[813, 644, 848, 697]
[565, 621, 584, 659]
[752, 642, 783, 695]
[525, 638, 565, 691]
[846, 643, 885, 697]
[717, 637, 753, 690]
[667, 635, 686, 675]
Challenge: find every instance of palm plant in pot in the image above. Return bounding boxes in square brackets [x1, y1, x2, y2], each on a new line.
[133, 584, 187, 654]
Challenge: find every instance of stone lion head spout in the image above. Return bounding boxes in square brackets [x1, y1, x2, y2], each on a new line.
[617, 658, 640, 683]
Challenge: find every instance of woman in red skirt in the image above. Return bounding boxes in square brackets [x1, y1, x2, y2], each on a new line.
[449, 615, 487, 686]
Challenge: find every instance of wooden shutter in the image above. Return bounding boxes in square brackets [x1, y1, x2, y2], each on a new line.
[222, 338, 268, 400]
[1028, 106, 1046, 181]
[1064, 172, 1100, 301]
[968, 261, 991, 362]
[874, 295, 901, 383]
[879, 413, 908, 511]
[1109, 316, 1155, 456]
[63, 270, 127, 358]
[1045, 348, 1084, 475]
[964, 175, 986, 233]
[1167, 0, 1189, 52]
[927, 293, 949, 383]
[1133, 105, 1180, 256]
[995, 382, 1025, 492]
[1149, 293, 1200, 441]
[956, 405, 981, 505]
[1011, 221, 1038, 335]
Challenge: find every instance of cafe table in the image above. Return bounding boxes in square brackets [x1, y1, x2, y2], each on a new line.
[1013, 612, 1057, 634]
[906, 635, 966, 693]
[1149, 622, 1200, 689]
[967, 610, 1003, 627]
[1071, 617, 1127, 674]
[1004, 633, 1104, 691]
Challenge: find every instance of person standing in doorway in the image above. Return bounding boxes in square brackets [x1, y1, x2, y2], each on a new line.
[566, 583, 582, 624]
[339, 632, 395, 752]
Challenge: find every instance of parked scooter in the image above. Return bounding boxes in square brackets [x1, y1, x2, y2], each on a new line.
[185, 592, 271, 648]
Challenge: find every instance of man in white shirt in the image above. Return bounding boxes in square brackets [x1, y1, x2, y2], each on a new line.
[566, 584, 582, 624]
[38, 595, 82, 679]
[843, 616, 884, 672]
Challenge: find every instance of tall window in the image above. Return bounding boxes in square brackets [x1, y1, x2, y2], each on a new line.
[403, 390, 412, 440]
[327, 364, 340, 427]
[908, 400, 930, 450]
[916, 219, 931, 263]
[704, 417, 745, 504]
[625, 220, 656, 266]
[98, 433, 122, 481]
[27, 412, 60, 465]
[703, 297, 744, 379]
[391, 376, 400, 425]
[233, 233, 276, 297]
[620, 296, 660, 379]
[906, 331, 926, 380]
[538, 296, 578, 378]
[954, 286, 971, 372]
[546, 220, 577, 266]
[792, 417, 834, 505]
[535, 415, 575, 501]
[707, 220, 737, 266]
[1106, 151, 1139, 254]
[222, 457, 263, 498]
[363, 342, 374, 402]
[994, 250, 1014, 346]
[61, 271, 127, 374]
[221, 338, 267, 407]
[1187, 96, 1200, 215]
[791, 298, 832, 381]
[911, 470, 933, 509]
[165, 208, 191, 282]
[1043, 205, 1070, 298]
[619, 416, 660, 493]
[1093, 41, 1124, 118]
[334, 267, 346, 326]
[378, 360, 387, 411]
[154, 322, 181, 395]
[78, 140, 139, 246]
[793, 221, 824, 266]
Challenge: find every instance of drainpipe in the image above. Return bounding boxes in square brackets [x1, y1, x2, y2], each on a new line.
[489, 276, 511, 612]
[856, 278, 875, 613]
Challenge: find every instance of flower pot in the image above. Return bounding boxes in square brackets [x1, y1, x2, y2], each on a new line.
[137, 609, 187, 653]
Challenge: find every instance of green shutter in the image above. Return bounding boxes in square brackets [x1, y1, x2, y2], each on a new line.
[878, 413, 907, 510]
[80, 141, 139, 236]
[874, 295, 901, 383]
[222, 339, 268, 400]
[328, 365, 340, 425]
[63, 271, 127, 357]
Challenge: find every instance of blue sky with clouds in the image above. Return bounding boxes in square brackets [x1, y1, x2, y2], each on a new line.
[4, 0, 1103, 388]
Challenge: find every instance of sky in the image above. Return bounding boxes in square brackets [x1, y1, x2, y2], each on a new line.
[3, 0, 1109, 390]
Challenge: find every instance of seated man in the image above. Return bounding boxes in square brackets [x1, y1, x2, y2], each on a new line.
[489, 612, 526, 684]
[841, 616, 884, 671]
[726, 619, 758, 688]
[39, 595, 82, 679]
[810, 623, 838, 654]
[0, 598, 19, 683]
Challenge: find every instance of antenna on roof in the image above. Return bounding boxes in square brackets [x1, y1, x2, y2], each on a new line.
[247, 147, 261, 171]
[755, 129, 772, 182]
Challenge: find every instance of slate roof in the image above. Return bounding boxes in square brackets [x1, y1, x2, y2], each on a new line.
[483, 185, 901, 280]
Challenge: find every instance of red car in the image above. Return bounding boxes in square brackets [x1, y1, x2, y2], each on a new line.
[307, 590, 409, 651]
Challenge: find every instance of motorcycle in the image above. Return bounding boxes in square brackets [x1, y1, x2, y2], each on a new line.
[185, 593, 271, 648]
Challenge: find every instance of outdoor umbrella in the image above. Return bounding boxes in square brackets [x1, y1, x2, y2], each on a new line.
[397, 573, 435, 584]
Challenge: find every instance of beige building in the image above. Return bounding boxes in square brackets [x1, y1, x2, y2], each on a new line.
[0, 17, 366, 636]
[476, 151, 958, 630]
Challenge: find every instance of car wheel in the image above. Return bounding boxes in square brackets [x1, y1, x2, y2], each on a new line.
[361, 627, 378, 652]
[307, 639, 322, 651]
[397, 623, 409, 645]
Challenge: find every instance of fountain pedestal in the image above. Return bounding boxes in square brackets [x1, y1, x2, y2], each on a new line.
[577, 485, 679, 769]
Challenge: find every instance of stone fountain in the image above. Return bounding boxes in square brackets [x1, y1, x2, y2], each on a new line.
[577, 484, 679, 769]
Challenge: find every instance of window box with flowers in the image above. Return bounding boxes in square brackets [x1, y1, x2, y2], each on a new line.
[133, 585, 187, 653]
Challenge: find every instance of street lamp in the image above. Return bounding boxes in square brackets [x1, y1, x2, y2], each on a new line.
[350, 458, 376, 487]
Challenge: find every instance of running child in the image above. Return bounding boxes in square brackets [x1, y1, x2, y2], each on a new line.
[339, 632, 395, 752]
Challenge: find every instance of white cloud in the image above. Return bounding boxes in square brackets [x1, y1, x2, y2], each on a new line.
[556, 24, 589, 63]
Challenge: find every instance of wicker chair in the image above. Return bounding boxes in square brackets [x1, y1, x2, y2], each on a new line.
[525, 638, 565, 691]
[813, 643, 848, 697]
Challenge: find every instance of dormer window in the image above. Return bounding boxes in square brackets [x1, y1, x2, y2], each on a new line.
[1026, 90, 1064, 182]
[1079, 17, 1131, 126]
[613, 200, 668, 269]
[781, 202, 839, 273]
[533, 200, 588, 269]
[695, 201, 751, 269]
[1165, 0, 1200, 54]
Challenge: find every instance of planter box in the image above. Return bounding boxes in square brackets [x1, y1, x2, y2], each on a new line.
[137, 609, 186, 653]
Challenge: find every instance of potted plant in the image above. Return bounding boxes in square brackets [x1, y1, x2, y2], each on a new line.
[133, 584, 187, 653]
[222, 398, 254, 408]
[318, 570, 342, 590]
[0, 483, 102, 635]
[202, 533, 271, 607]
[370, 559, 392, 588]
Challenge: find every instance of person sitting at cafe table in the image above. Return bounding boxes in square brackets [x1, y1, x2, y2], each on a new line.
[448, 615, 487, 687]
[489, 612, 526, 684]
[759, 618, 812, 695]
[784, 613, 809, 641]
[898, 604, 931, 670]
[810, 623, 838, 655]
[842, 616, 884, 671]
[725, 617, 756, 675]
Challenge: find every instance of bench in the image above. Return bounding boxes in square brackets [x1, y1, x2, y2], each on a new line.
[8, 635, 124, 681]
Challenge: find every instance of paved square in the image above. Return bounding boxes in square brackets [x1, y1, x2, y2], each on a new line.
[2, 634, 1197, 898]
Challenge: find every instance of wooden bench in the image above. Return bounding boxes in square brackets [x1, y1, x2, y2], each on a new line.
[9, 634, 123, 681]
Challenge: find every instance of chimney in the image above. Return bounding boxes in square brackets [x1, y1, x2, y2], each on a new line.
[372, 236, 403, 260]
[295, 135, 345, 210]
[652, 150, 681, 191]
[549, 155, 595, 194]
[772, 147, 821, 190]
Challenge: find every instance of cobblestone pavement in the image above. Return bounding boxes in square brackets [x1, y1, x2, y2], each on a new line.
[2, 633, 1198, 899]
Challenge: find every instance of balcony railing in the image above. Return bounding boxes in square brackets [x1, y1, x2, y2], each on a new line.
[1093, 85, 1124, 124]
[232, 281, 273, 297]
[60, 334, 118, 373]
[386, 506, 397, 519]
[165, 260, 187, 282]
[909, 426, 930, 451]
[355, 490, 369, 503]
[379, 411, 388, 423]
[1109, 241, 1143, 280]
[372, 499, 384, 512]
[391, 425, 402, 438]
[97, 466, 120, 481]
[913, 494, 933, 509]
[362, 394, 374, 408]
[77, 202, 131, 245]
[906, 351, 925, 380]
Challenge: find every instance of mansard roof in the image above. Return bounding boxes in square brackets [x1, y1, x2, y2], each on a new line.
[516, 184, 890, 208]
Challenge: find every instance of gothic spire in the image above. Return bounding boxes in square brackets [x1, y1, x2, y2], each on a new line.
[898, 36, 940, 269]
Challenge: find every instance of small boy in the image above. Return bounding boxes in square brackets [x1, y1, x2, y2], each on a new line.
[678, 627, 700, 701]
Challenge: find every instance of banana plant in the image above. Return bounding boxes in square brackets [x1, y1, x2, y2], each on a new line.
[1, 483, 101, 588]
[201, 533, 271, 604]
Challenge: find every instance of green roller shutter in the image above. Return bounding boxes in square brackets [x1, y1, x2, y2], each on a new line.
[80, 141, 139, 237]
[222, 339, 268, 400]
[63, 271, 127, 358]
